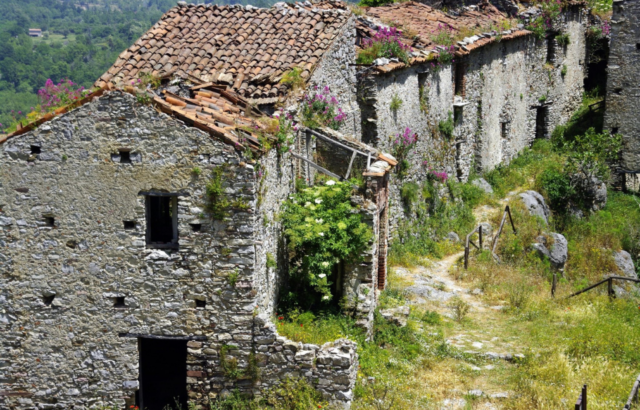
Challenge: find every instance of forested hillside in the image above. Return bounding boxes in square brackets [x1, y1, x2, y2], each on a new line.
[0, 0, 280, 130]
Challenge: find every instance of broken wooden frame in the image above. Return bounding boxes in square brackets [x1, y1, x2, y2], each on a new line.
[567, 275, 640, 299]
[464, 205, 517, 270]
[575, 384, 587, 410]
[297, 127, 375, 183]
[624, 374, 640, 410]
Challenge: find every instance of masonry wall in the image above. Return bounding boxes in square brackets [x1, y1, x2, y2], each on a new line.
[0, 92, 358, 409]
[357, 12, 586, 232]
[309, 15, 362, 139]
[605, 0, 640, 185]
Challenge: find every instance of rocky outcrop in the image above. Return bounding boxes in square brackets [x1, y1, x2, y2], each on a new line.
[533, 233, 568, 270]
[572, 174, 607, 212]
[472, 178, 494, 194]
[614, 250, 636, 278]
[519, 191, 550, 225]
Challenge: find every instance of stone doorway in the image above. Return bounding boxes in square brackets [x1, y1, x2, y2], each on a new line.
[138, 338, 188, 410]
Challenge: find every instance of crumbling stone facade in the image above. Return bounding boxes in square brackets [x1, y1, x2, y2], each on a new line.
[604, 0, 640, 190]
[355, 8, 586, 231]
[0, 92, 362, 409]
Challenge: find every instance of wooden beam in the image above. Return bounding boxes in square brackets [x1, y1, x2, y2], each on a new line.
[290, 152, 342, 180]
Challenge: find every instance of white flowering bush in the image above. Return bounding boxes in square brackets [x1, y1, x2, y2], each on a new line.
[281, 179, 373, 309]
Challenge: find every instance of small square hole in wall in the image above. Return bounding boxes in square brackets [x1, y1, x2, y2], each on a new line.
[195, 299, 206, 308]
[43, 294, 55, 306]
[113, 297, 127, 308]
[30, 145, 41, 155]
[190, 223, 202, 232]
[123, 221, 136, 230]
[119, 149, 131, 164]
[636, 43, 640, 51]
[43, 216, 55, 227]
[66, 240, 78, 249]
[612, 127, 620, 135]
[614, 88, 623, 95]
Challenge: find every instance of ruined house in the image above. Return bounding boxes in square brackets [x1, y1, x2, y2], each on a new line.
[604, 0, 640, 191]
[1, 0, 594, 408]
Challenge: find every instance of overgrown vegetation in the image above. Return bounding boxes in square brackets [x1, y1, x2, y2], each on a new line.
[206, 165, 231, 220]
[280, 67, 306, 92]
[437, 111, 454, 140]
[391, 127, 417, 178]
[389, 94, 402, 112]
[300, 85, 346, 130]
[356, 26, 411, 65]
[280, 179, 373, 311]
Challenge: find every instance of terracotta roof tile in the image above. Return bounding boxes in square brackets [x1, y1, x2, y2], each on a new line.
[97, 3, 350, 102]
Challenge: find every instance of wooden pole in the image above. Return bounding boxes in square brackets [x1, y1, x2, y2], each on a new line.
[583, 384, 587, 410]
[479, 225, 483, 250]
[552, 272, 557, 298]
[608, 277, 614, 299]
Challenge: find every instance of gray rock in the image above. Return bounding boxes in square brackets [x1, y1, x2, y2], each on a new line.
[446, 232, 460, 242]
[614, 250, 636, 278]
[533, 233, 567, 269]
[468, 389, 483, 397]
[472, 178, 493, 194]
[572, 174, 607, 212]
[379, 305, 410, 327]
[519, 191, 550, 224]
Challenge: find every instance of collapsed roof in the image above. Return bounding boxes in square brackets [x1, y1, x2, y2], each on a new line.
[96, 2, 351, 104]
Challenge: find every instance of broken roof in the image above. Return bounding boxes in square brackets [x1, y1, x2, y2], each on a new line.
[96, 2, 351, 104]
[0, 76, 270, 154]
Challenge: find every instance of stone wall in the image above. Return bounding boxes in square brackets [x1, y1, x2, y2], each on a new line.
[356, 11, 586, 232]
[0, 91, 359, 409]
[604, 0, 640, 188]
[253, 315, 358, 408]
[308, 15, 362, 139]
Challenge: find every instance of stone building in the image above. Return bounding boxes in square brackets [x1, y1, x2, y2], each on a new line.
[1, 0, 593, 408]
[604, 0, 640, 191]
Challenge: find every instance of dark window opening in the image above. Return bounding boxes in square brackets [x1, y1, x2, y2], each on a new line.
[546, 37, 555, 64]
[119, 149, 131, 164]
[612, 127, 619, 135]
[636, 43, 640, 51]
[190, 223, 202, 232]
[137, 338, 187, 410]
[43, 216, 55, 227]
[614, 87, 623, 95]
[501, 122, 508, 139]
[124, 221, 136, 230]
[43, 294, 55, 306]
[454, 63, 465, 96]
[30, 145, 41, 155]
[114, 297, 126, 308]
[535, 107, 549, 139]
[146, 196, 178, 248]
[454, 106, 463, 125]
[195, 299, 206, 308]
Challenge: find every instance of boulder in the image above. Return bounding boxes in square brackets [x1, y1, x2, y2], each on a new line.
[472, 178, 494, 194]
[446, 232, 460, 243]
[519, 191, 550, 225]
[614, 250, 636, 278]
[572, 173, 607, 212]
[533, 233, 567, 270]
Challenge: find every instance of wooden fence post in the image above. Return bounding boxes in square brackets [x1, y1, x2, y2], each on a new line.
[583, 384, 587, 410]
[608, 277, 614, 299]
[479, 225, 483, 250]
[552, 272, 557, 298]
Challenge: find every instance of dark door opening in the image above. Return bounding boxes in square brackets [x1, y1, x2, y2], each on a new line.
[138, 338, 187, 410]
[535, 106, 549, 139]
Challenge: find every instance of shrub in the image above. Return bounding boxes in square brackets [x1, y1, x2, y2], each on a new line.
[438, 111, 454, 140]
[280, 67, 305, 91]
[536, 167, 575, 212]
[564, 127, 622, 183]
[561, 64, 567, 77]
[356, 26, 412, 65]
[206, 166, 230, 220]
[390, 94, 402, 112]
[448, 296, 470, 322]
[264, 377, 328, 410]
[280, 179, 373, 309]
[556, 32, 570, 46]
[300, 85, 346, 130]
[392, 127, 418, 177]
